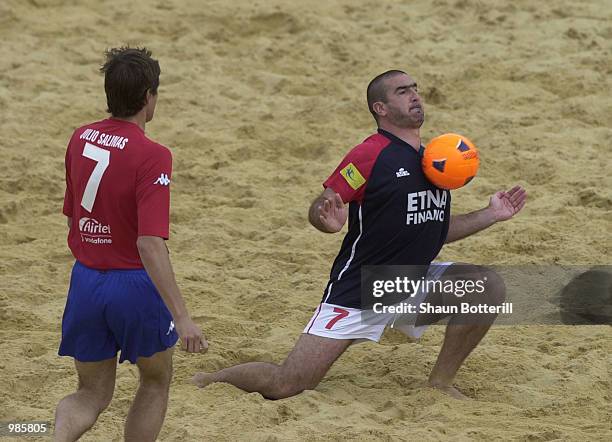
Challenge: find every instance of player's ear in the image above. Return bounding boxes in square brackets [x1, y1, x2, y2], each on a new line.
[372, 101, 386, 118]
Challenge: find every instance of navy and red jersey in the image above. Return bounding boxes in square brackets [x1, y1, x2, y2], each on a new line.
[322, 129, 451, 308]
[63, 118, 172, 270]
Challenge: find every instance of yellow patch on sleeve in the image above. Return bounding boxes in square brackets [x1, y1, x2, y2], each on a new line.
[340, 162, 366, 190]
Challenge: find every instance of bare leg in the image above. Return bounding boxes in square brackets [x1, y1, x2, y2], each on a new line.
[124, 348, 173, 442]
[428, 323, 492, 399]
[426, 265, 506, 399]
[193, 334, 352, 399]
[54, 357, 116, 442]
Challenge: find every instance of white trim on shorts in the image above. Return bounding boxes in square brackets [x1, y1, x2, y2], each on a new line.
[304, 261, 454, 342]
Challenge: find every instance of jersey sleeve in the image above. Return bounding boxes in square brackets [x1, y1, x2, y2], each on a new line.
[135, 146, 172, 239]
[323, 142, 379, 203]
[62, 133, 76, 217]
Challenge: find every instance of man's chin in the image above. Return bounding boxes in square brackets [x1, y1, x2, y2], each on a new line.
[389, 112, 425, 129]
[405, 116, 425, 129]
[404, 109, 425, 128]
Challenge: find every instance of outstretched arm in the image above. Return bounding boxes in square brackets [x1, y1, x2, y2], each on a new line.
[445, 185, 527, 243]
[137, 235, 208, 353]
[308, 187, 348, 233]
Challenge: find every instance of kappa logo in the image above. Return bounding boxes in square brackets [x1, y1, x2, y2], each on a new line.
[154, 173, 170, 186]
[166, 320, 175, 335]
[396, 168, 410, 178]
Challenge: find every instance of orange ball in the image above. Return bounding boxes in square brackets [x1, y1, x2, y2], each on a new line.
[422, 133, 480, 190]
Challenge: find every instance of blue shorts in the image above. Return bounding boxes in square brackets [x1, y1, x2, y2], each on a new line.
[59, 261, 179, 364]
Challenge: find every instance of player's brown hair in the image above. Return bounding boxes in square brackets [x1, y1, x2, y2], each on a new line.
[100, 47, 160, 118]
[366, 70, 407, 124]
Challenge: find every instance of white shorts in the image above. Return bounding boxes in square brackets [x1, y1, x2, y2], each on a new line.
[303, 262, 453, 342]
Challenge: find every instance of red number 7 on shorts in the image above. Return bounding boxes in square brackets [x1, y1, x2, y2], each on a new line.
[325, 307, 349, 330]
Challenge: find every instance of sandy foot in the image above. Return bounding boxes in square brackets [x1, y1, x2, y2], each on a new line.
[429, 383, 471, 400]
[192, 372, 217, 389]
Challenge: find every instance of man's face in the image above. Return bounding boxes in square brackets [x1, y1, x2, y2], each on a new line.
[380, 73, 424, 128]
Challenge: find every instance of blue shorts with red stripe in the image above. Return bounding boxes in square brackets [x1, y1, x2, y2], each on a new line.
[59, 261, 179, 364]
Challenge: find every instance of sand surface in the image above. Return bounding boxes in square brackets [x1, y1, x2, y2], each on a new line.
[0, 0, 611, 440]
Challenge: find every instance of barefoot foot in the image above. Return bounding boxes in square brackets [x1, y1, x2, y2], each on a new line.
[192, 372, 217, 388]
[429, 382, 471, 400]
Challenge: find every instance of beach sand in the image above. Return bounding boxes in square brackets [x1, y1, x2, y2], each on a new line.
[0, 0, 610, 440]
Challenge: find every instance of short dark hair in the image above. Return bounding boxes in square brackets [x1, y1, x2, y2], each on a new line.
[100, 47, 160, 118]
[366, 70, 407, 123]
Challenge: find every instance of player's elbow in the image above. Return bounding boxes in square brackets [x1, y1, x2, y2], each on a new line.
[137, 235, 164, 259]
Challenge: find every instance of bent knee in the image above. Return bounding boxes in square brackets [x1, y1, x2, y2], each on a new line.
[267, 374, 319, 400]
[140, 369, 173, 390]
[99, 394, 113, 411]
[79, 386, 114, 412]
[268, 382, 309, 400]
[138, 360, 173, 389]
[136, 349, 173, 388]
[481, 268, 506, 305]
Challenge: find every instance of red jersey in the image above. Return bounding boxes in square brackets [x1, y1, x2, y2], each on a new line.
[63, 118, 172, 269]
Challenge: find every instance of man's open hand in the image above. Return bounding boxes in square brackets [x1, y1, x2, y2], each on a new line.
[318, 192, 348, 233]
[488, 185, 527, 222]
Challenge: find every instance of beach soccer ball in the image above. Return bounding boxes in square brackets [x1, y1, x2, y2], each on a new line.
[422, 133, 480, 190]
